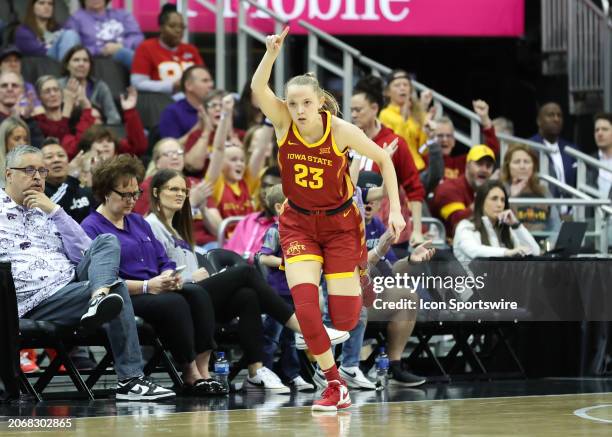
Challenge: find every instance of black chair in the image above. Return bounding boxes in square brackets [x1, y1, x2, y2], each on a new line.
[204, 248, 247, 274]
[93, 57, 130, 101]
[21, 56, 62, 85]
[135, 91, 173, 132]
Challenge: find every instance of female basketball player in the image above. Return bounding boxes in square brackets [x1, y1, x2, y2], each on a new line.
[251, 27, 405, 411]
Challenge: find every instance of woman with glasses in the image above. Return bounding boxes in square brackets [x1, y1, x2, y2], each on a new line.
[131, 3, 205, 97]
[33, 75, 95, 156]
[81, 154, 225, 395]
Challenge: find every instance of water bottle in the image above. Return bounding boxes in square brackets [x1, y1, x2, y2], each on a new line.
[375, 347, 389, 390]
[214, 351, 230, 390]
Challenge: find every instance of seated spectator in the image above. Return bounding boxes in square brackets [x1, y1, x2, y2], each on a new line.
[500, 143, 561, 234]
[379, 69, 431, 171]
[0, 45, 43, 114]
[133, 138, 216, 251]
[145, 169, 330, 391]
[453, 180, 541, 269]
[15, 0, 81, 61]
[492, 116, 514, 136]
[41, 137, 93, 222]
[590, 113, 612, 199]
[529, 102, 578, 190]
[224, 166, 281, 260]
[33, 75, 95, 156]
[430, 145, 496, 238]
[351, 75, 428, 246]
[1, 145, 174, 401]
[202, 95, 267, 241]
[184, 90, 246, 173]
[59, 45, 121, 124]
[81, 155, 225, 395]
[131, 4, 204, 97]
[421, 101, 500, 180]
[158, 65, 214, 141]
[75, 88, 146, 159]
[0, 72, 44, 147]
[0, 116, 32, 186]
[65, 0, 143, 69]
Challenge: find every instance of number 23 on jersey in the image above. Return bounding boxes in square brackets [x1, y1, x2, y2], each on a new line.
[294, 164, 324, 189]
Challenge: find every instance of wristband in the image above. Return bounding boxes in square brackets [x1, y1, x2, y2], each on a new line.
[142, 280, 148, 294]
[511, 222, 521, 230]
[263, 117, 273, 127]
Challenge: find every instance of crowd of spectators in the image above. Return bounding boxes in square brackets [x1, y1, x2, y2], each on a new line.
[1, 0, 611, 397]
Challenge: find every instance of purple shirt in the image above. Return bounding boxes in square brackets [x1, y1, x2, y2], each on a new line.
[65, 9, 144, 56]
[366, 217, 398, 264]
[158, 98, 198, 139]
[81, 211, 175, 280]
[259, 223, 290, 296]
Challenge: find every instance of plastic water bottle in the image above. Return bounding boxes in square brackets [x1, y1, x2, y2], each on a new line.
[375, 347, 389, 390]
[214, 351, 230, 390]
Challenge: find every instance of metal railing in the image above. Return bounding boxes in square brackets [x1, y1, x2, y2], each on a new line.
[565, 146, 612, 198]
[535, 174, 612, 251]
[237, 0, 287, 98]
[497, 132, 554, 178]
[194, 0, 227, 90]
[568, 0, 612, 112]
[541, 0, 569, 54]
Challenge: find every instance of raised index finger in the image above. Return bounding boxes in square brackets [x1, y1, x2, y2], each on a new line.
[278, 26, 290, 43]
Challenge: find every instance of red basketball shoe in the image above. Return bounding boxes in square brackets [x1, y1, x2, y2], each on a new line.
[312, 380, 351, 412]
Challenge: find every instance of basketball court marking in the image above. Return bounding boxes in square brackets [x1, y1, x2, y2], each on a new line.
[573, 404, 612, 424]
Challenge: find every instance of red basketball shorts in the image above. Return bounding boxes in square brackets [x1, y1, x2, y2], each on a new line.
[279, 201, 367, 280]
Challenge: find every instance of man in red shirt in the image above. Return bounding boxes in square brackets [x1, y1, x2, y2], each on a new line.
[423, 100, 500, 180]
[429, 144, 495, 238]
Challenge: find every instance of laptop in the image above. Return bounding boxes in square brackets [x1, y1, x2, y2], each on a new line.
[544, 221, 587, 257]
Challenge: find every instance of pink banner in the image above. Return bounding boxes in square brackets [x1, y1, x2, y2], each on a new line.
[113, 0, 524, 37]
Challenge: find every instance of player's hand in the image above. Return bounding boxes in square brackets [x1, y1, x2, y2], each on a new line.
[265, 27, 289, 57]
[388, 210, 406, 243]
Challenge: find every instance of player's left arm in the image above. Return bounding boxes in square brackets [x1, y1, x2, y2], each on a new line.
[334, 118, 405, 241]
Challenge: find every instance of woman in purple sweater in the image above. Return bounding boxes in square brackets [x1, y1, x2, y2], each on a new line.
[65, 0, 144, 69]
[15, 0, 81, 62]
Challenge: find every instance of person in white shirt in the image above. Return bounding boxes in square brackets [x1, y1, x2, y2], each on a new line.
[453, 180, 540, 269]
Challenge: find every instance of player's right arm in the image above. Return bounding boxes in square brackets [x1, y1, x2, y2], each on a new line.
[251, 27, 292, 136]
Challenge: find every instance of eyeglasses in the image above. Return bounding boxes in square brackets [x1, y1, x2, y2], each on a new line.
[0, 82, 21, 90]
[160, 150, 184, 158]
[40, 86, 60, 95]
[111, 189, 143, 201]
[9, 166, 49, 178]
[206, 101, 222, 109]
[435, 134, 454, 140]
[163, 186, 189, 195]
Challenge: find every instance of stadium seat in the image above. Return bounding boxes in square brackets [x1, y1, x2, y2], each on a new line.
[21, 56, 62, 85]
[135, 91, 173, 132]
[92, 57, 129, 101]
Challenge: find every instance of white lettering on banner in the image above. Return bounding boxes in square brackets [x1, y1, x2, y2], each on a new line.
[223, 0, 410, 23]
[380, 0, 411, 22]
[272, 0, 307, 21]
[309, 0, 342, 20]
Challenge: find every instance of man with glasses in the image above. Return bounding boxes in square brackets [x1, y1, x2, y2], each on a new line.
[0, 145, 175, 401]
[421, 100, 500, 181]
[0, 71, 44, 148]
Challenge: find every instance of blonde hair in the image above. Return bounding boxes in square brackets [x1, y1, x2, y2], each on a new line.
[0, 117, 31, 185]
[145, 138, 182, 178]
[285, 73, 340, 116]
[265, 183, 285, 211]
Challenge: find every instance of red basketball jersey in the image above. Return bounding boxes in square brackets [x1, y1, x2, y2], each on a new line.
[277, 111, 354, 210]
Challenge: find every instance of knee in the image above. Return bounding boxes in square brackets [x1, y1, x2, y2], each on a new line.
[93, 233, 120, 252]
[233, 288, 260, 312]
[63, 29, 80, 43]
[328, 295, 362, 331]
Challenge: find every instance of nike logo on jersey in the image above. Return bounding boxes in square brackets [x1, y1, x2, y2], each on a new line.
[343, 209, 351, 217]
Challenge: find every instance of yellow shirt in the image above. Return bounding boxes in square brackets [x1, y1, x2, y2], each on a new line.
[379, 104, 427, 171]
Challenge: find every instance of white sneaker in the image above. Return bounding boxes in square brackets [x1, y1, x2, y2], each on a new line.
[81, 293, 124, 330]
[290, 375, 315, 392]
[295, 327, 350, 350]
[339, 366, 376, 390]
[115, 377, 176, 401]
[312, 366, 327, 390]
[244, 367, 290, 393]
